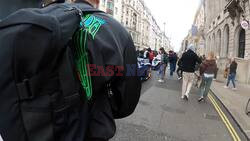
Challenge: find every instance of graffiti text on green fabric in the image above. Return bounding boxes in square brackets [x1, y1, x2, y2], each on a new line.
[81, 14, 106, 39]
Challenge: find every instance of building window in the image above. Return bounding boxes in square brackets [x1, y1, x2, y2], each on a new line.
[224, 25, 229, 57]
[238, 29, 245, 58]
[106, 0, 114, 15]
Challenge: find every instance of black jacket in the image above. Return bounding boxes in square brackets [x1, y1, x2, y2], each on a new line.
[179, 50, 201, 73]
[229, 61, 237, 74]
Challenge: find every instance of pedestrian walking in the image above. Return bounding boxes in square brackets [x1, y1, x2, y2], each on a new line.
[158, 47, 168, 83]
[213, 56, 219, 80]
[179, 44, 202, 100]
[224, 58, 238, 90]
[176, 53, 183, 80]
[148, 48, 154, 64]
[198, 52, 217, 102]
[224, 59, 231, 78]
[169, 51, 178, 76]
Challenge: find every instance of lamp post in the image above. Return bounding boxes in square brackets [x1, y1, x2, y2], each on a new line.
[163, 22, 166, 36]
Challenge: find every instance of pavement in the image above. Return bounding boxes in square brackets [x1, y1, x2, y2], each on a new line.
[211, 79, 250, 138]
[111, 72, 234, 141]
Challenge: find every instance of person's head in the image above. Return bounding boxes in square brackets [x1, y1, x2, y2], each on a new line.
[147, 48, 152, 52]
[71, 0, 100, 8]
[159, 47, 165, 54]
[231, 58, 236, 63]
[187, 44, 195, 52]
[207, 52, 215, 60]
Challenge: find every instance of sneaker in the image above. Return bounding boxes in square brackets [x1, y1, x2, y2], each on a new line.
[198, 97, 204, 102]
[224, 86, 229, 89]
[184, 95, 189, 101]
[181, 96, 185, 99]
[232, 88, 237, 91]
[178, 77, 182, 80]
[158, 79, 164, 83]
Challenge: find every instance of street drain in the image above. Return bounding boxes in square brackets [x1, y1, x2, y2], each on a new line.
[161, 105, 186, 114]
[204, 113, 220, 121]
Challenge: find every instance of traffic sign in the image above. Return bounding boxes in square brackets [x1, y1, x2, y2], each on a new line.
[241, 20, 249, 30]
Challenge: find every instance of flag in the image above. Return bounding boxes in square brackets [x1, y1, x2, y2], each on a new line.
[192, 25, 198, 36]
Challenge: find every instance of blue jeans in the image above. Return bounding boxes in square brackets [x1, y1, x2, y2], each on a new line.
[199, 76, 213, 98]
[227, 73, 236, 88]
[170, 63, 176, 76]
[158, 64, 166, 79]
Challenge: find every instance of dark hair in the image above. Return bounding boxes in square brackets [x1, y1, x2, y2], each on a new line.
[159, 47, 166, 54]
[147, 48, 152, 52]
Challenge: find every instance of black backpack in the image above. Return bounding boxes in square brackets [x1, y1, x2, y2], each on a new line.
[0, 3, 102, 141]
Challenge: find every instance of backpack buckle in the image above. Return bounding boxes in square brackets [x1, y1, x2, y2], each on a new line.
[17, 79, 35, 100]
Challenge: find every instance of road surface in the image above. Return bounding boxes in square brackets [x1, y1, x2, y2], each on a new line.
[111, 72, 234, 141]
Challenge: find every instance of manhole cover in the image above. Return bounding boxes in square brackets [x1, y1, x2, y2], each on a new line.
[204, 113, 220, 121]
[161, 105, 186, 114]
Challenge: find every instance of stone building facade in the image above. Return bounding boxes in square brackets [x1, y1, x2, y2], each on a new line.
[181, 2, 205, 56]
[99, 0, 171, 51]
[204, 0, 250, 84]
[149, 17, 162, 51]
[193, 3, 205, 55]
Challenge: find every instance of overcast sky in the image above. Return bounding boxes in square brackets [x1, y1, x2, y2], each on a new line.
[144, 0, 201, 51]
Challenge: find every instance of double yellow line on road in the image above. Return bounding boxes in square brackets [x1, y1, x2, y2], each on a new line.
[208, 93, 241, 141]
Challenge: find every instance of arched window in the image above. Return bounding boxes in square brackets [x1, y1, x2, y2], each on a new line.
[223, 25, 229, 57]
[238, 29, 245, 58]
[217, 30, 222, 56]
[207, 36, 211, 53]
[212, 33, 215, 52]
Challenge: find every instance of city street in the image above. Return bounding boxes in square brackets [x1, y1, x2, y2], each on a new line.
[112, 72, 234, 141]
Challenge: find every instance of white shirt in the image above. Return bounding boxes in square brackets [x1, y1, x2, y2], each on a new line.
[204, 73, 214, 78]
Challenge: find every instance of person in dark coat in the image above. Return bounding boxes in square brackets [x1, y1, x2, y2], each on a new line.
[176, 55, 183, 80]
[224, 58, 238, 90]
[179, 44, 201, 100]
[169, 51, 178, 76]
